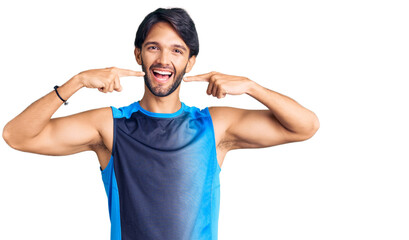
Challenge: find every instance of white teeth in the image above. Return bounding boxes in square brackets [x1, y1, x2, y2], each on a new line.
[153, 70, 172, 75]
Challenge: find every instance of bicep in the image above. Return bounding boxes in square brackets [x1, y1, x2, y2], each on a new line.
[21, 108, 112, 156]
[231, 109, 294, 149]
[211, 107, 297, 151]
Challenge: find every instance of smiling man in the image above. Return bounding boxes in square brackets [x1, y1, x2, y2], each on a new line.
[3, 8, 319, 240]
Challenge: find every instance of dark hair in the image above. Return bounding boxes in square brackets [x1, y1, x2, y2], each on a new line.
[134, 8, 199, 58]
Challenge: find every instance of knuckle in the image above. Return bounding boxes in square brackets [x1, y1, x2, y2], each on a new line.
[108, 72, 116, 79]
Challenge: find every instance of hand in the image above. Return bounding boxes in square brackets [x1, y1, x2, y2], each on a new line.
[76, 67, 145, 93]
[183, 71, 254, 99]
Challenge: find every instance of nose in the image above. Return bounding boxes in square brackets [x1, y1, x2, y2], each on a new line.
[158, 50, 171, 65]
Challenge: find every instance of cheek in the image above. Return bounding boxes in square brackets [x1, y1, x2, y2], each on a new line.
[142, 54, 155, 65]
[141, 51, 158, 62]
[173, 58, 189, 71]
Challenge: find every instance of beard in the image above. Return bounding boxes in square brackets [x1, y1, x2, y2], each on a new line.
[141, 58, 187, 97]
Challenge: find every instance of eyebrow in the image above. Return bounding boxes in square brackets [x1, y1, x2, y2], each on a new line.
[143, 41, 187, 51]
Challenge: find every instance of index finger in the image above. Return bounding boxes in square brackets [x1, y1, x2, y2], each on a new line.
[183, 72, 216, 82]
[115, 68, 145, 77]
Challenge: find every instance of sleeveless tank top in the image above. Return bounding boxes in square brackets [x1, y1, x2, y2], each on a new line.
[101, 101, 221, 240]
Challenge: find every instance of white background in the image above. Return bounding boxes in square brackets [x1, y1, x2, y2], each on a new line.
[1, 0, 408, 239]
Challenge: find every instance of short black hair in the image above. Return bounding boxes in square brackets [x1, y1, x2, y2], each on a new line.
[134, 8, 199, 58]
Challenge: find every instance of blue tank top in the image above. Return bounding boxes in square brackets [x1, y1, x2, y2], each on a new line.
[101, 101, 221, 240]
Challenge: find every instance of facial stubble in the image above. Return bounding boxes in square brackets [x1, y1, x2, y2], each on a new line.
[141, 58, 188, 97]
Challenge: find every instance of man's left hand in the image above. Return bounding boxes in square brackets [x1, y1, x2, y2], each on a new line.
[183, 72, 254, 99]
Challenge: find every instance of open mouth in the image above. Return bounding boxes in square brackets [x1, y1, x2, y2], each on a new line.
[151, 69, 174, 83]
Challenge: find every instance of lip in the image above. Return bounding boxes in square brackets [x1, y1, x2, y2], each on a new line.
[150, 69, 174, 84]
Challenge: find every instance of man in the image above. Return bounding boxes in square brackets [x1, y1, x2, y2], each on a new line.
[3, 7, 319, 240]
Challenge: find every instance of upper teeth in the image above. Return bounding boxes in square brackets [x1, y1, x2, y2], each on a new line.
[153, 70, 172, 75]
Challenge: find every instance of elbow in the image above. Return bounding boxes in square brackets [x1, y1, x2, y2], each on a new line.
[2, 124, 13, 148]
[310, 114, 320, 137]
[296, 113, 320, 142]
[3, 124, 23, 151]
[304, 113, 320, 140]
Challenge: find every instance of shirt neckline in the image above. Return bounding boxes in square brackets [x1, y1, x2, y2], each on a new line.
[136, 101, 185, 118]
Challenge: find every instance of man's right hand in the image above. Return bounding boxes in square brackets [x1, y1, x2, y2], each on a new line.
[76, 67, 145, 93]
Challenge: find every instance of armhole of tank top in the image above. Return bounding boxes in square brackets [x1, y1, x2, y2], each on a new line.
[205, 107, 222, 172]
[110, 106, 117, 159]
[101, 106, 117, 174]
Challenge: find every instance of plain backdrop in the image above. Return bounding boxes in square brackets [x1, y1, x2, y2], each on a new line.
[1, 0, 408, 239]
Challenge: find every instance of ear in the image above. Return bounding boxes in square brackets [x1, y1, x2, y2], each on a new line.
[134, 48, 142, 65]
[185, 55, 196, 73]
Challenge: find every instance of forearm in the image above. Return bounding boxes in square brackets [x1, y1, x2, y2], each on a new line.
[3, 75, 83, 146]
[246, 81, 319, 136]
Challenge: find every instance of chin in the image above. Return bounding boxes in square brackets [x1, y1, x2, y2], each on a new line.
[145, 77, 181, 97]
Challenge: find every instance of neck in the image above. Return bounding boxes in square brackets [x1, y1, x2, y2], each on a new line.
[139, 85, 182, 114]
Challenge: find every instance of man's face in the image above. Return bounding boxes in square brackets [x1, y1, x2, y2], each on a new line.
[135, 22, 196, 97]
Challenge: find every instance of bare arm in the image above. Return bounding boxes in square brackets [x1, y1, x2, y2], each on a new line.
[2, 67, 145, 156]
[184, 72, 319, 151]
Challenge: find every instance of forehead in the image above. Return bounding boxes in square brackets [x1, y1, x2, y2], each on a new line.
[144, 22, 187, 48]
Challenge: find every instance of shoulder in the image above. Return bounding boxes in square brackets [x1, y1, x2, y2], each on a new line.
[78, 107, 113, 134]
[182, 103, 212, 120]
[207, 106, 247, 138]
[111, 101, 139, 119]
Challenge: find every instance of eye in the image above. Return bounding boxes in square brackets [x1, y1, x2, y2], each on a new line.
[174, 49, 183, 54]
[148, 46, 158, 50]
